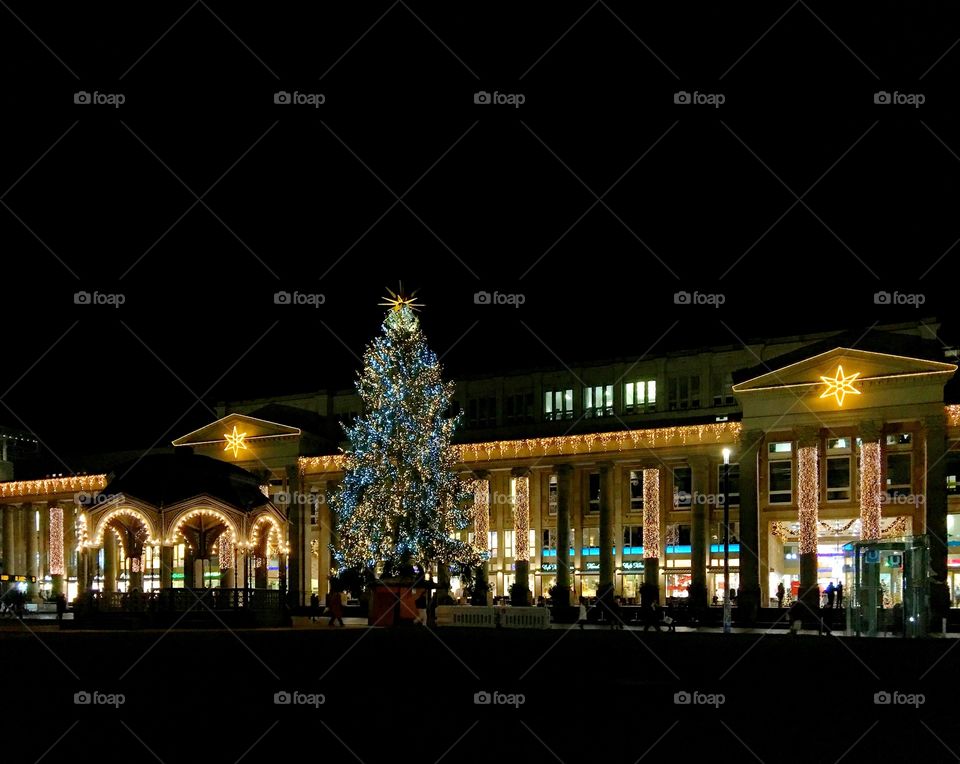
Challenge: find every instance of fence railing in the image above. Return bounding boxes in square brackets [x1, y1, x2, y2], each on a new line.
[435, 605, 549, 629]
[75, 588, 282, 614]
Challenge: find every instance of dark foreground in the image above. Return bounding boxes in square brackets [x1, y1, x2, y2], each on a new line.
[5, 623, 955, 762]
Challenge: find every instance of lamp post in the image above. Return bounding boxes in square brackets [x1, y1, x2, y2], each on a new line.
[722, 447, 732, 634]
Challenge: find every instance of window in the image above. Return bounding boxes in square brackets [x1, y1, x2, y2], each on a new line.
[676, 524, 692, 546]
[504, 392, 534, 424]
[886, 453, 912, 498]
[674, 466, 692, 509]
[629, 470, 644, 511]
[587, 472, 600, 513]
[488, 531, 498, 559]
[527, 529, 536, 560]
[624, 379, 657, 413]
[583, 384, 614, 417]
[717, 463, 740, 507]
[668, 375, 701, 410]
[712, 371, 735, 406]
[768, 443, 793, 504]
[542, 528, 557, 555]
[467, 396, 497, 428]
[885, 433, 912, 448]
[582, 527, 600, 555]
[622, 525, 643, 554]
[947, 451, 960, 496]
[826, 457, 851, 501]
[827, 437, 852, 451]
[544, 388, 574, 420]
[548, 475, 558, 516]
[504, 530, 514, 559]
[309, 489, 319, 525]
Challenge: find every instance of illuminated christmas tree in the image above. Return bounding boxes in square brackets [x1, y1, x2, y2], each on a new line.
[330, 289, 481, 578]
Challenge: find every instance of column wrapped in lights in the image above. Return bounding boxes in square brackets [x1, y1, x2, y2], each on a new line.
[48, 506, 64, 576]
[859, 440, 882, 541]
[513, 475, 530, 562]
[217, 534, 234, 569]
[797, 445, 820, 555]
[642, 468, 661, 559]
[472, 477, 489, 553]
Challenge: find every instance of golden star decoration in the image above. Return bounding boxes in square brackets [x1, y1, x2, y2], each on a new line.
[379, 284, 423, 312]
[819, 365, 861, 407]
[224, 425, 249, 457]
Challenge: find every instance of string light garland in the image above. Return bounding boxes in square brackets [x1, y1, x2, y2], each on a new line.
[167, 508, 238, 546]
[472, 479, 489, 554]
[643, 468, 660, 559]
[947, 405, 960, 428]
[0, 474, 106, 499]
[797, 445, 819, 554]
[89, 507, 158, 547]
[859, 440, 882, 541]
[217, 534, 234, 569]
[49, 506, 64, 576]
[513, 475, 529, 562]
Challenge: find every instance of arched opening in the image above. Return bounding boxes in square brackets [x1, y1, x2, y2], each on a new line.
[168, 508, 238, 589]
[92, 508, 158, 594]
[248, 515, 284, 590]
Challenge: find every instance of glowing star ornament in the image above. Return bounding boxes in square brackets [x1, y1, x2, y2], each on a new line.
[819, 365, 861, 407]
[223, 425, 249, 458]
[378, 284, 423, 313]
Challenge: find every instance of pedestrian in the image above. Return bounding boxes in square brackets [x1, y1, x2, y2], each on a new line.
[643, 601, 661, 632]
[776, 581, 785, 609]
[577, 596, 588, 629]
[326, 589, 344, 627]
[835, 581, 844, 609]
[309, 592, 320, 623]
[788, 600, 803, 635]
[663, 602, 677, 632]
[825, 581, 835, 609]
[55, 592, 67, 623]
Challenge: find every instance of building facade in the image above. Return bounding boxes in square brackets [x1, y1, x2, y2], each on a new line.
[2, 322, 959, 617]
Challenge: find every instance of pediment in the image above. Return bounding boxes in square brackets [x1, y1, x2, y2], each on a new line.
[172, 414, 301, 449]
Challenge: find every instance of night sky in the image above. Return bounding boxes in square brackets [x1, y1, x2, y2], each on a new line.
[2, 2, 958, 460]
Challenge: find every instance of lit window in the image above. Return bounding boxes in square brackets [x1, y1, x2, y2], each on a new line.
[629, 470, 643, 511]
[624, 379, 657, 413]
[544, 388, 574, 421]
[583, 384, 614, 418]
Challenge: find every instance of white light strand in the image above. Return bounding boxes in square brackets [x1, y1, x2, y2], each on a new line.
[797, 445, 819, 555]
[513, 476, 529, 562]
[643, 468, 660, 559]
[859, 440, 882, 541]
[49, 506, 64, 575]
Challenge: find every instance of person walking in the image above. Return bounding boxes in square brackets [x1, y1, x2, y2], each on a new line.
[309, 592, 320, 623]
[643, 601, 662, 632]
[835, 581, 844, 609]
[776, 581, 785, 609]
[55, 592, 67, 623]
[825, 581, 836, 609]
[326, 589, 344, 627]
[577, 596, 589, 629]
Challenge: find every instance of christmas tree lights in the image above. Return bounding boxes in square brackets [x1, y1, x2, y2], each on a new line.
[330, 298, 480, 575]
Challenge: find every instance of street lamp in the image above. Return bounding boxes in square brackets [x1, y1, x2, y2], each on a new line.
[722, 447, 732, 634]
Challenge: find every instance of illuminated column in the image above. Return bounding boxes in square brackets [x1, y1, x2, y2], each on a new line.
[219, 536, 236, 589]
[512, 468, 531, 603]
[25, 502, 38, 599]
[40, 502, 49, 583]
[642, 467, 661, 605]
[66, 503, 78, 580]
[49, 503, 65, 597]
[103, 531, 118, 593]
[688, 455, 710, 610]
[2, 504, 15, 590]
[16, 504, 26, 576]
[796, 428, 821, 609]
[471, 471, 490, 604]
[858, 421, 883, 542]
[925, 413, 949, 621]
[737, 430, 763, 620]
[285, 464, 302, 607]
[314, 481, 331, 597]
[555, 465, 573, 607]
[160, 545, 174, 589]
[598, 462, 615, 598]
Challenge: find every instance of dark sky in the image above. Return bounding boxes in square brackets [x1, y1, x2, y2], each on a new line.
[1, 2, 958, 460]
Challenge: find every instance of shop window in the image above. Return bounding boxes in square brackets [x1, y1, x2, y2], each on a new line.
[582, 527, 600, 555]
